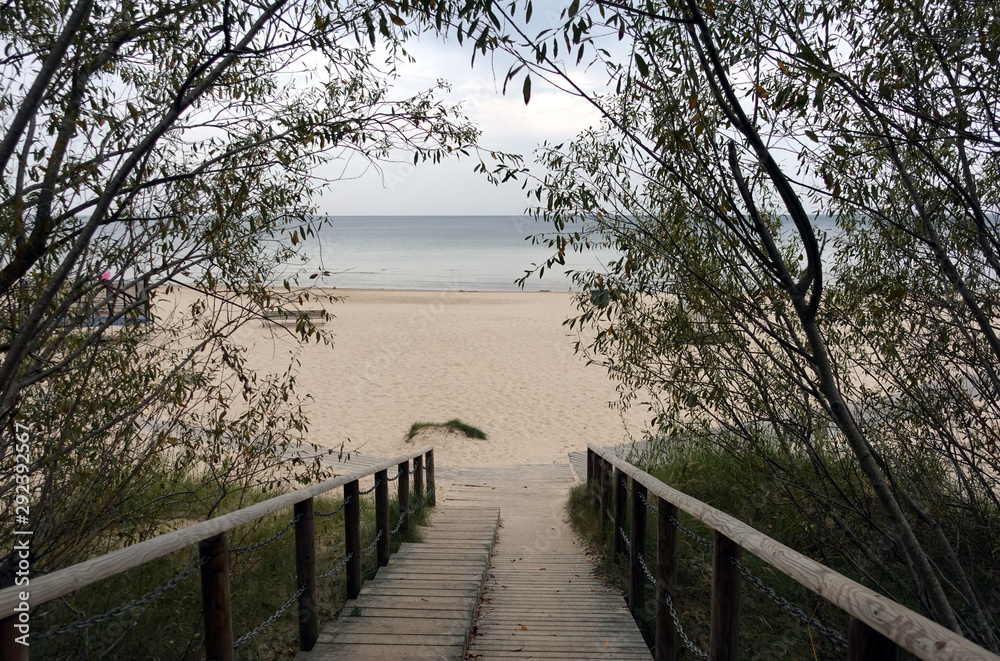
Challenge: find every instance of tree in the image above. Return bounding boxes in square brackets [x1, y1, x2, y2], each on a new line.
[0, 0, 484, 579]
[441, 0, 1000, 645]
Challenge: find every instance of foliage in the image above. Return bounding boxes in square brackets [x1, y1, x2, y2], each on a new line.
[432, 0, 1000, 647]
[0, 0, 488, 593]
[405, 418, 488, 440]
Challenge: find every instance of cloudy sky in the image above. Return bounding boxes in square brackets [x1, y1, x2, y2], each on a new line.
[317, 22, 609, 216]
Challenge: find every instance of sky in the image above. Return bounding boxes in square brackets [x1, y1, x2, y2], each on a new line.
[316, 22, 609, 216]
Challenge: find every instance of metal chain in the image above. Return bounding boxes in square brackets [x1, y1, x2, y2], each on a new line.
[359, 479, 380, 496]
[638, 490, 658, 514]
[35, 556, 207, 640]
[619, 526, 631, 550]
[362, 529, 383, 556]
[233, 585, 306, 648]
[664, 512, 713, 549]
[635, 552, 709, 659]
[316, 495, 350, 517]
[390, 512, 406, 535]
[387, 473, 399, 482]
[230, 513, 302, 554]
[319, 553, 352, 581]
[731, 557, 849, 647]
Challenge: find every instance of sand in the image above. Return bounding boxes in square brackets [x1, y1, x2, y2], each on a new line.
[198, 288, 650, 467]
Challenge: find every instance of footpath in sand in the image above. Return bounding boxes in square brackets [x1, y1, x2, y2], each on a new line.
[448, 464, 651, 660]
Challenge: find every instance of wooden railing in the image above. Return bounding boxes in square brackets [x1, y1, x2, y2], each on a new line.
[587, 443, 1000, 661]
[0, 445, 435, 660]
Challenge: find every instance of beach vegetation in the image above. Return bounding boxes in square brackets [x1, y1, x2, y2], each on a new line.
[0, 0, 498, 637]
[433, 0, 1000, 646]
[405, 418, 488, 441]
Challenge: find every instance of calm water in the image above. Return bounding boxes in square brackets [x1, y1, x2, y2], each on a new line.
[275, 215, 619, 291]
[271, 214, 839, 291]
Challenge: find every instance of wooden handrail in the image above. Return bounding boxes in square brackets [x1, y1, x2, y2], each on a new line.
[587, 443, 1000, 661]
[0, 445, 433, 631]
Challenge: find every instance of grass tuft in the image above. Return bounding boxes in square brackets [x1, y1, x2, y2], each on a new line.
[405, 418, 487, 441]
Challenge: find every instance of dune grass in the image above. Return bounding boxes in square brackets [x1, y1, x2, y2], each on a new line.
[566, 443, 854, 661]
[405, 418, 486, 441]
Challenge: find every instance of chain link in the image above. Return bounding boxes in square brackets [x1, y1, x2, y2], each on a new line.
[359, 479, 380, 496]
[731, 557, 848, 647]
[319, 553, 352, 581]
[665, 512, 713, 549]
[599, 463, 846, 652]
[638, 490, 658, 514]
[390, 512, 406, 535]
[387, 472, 399, 482]
[362, 530, 383, 556]
[635, 552, 709, 658]
[35, 556, 207, 640]
[233, 585, 306, 648]
[230, 513, 302, 554]
[619, 526, 631, 550]
[316, 495, 350, 517]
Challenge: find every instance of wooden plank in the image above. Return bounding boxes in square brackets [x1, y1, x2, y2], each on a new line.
[589, 443, 1000, 661]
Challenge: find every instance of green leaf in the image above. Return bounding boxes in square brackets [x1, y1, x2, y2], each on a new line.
[635, 53, 649, 77]
[523, 75, 531, 105]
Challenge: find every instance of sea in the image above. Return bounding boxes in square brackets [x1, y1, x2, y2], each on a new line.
[276, 215, 620, 292]
[274, 214, 839, 292]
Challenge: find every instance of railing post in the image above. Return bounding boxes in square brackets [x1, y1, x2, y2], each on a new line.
[426, 449, 436, 507]
[614, 468, 627, 557]
[413, 454, 424, 504]
[199, 533, 234, 661]
[344, 480, 362, 599]
[656, 498, 679, 661]
[1, 615, 27, 661]
[398, 460, 410, 530]
[600, 459, 612, 529]
[630, 479, 647, 620]
[375, 470, 390, 567]
[587, 447, 594, 490]
[294, 498, 318, 651]
[710, 531, 741, 661]
[589, 450, 597, 501]
[849, 618, 899, 661]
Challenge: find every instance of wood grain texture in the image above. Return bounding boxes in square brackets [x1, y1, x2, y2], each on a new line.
[0, 446, 433, 615]
[199, 533, 233, 661]
[710, 532, 741, 661]
[589, 443, 1000, 661]
[294, 498, 318, 651]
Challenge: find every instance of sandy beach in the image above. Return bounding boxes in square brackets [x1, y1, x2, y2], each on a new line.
[210, 288, 649, 467]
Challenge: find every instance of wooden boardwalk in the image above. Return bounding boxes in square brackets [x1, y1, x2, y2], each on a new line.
[299, 462, 651, 660]
[298, 507, 500, 660]
[454, 465, 651, 660]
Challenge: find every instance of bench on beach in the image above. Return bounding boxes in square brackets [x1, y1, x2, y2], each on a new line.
[261, 308, 329, 325]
